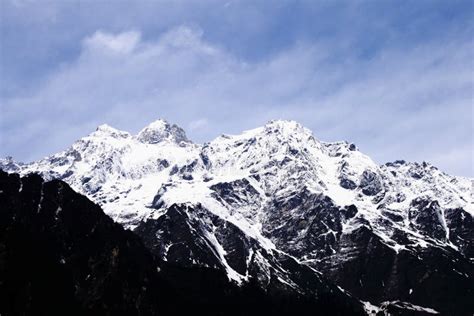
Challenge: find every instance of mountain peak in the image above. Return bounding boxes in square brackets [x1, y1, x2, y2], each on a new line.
[140, 119, 168, 130]
[265, 119, 300, 127]
[92, 124, 130, 138]
[256, 120, 318, 145]
[136, 119, 190, 144]
[263, 120, 313, 136]
[96, 123, 116, 131]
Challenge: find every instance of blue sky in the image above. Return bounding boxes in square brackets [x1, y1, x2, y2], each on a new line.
[1, 0, 473, 176]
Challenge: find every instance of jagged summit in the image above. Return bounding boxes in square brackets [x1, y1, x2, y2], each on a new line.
[264, 119, 307, 131]
[95, 123, 117, 132]
[136, 119, 190, 144]
[0, 156, 23, 173]
[254, 119, 313, 138]
[93, 123, 131, 138]
[213, 120, 319, 156]
[90, 119, 190, 145]
[0, 118, 472, 314]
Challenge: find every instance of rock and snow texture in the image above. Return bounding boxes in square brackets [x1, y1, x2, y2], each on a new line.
[1, 119, 473, 315]
[0, 170, 365, 315]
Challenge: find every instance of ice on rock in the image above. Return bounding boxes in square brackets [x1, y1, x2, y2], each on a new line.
[136, 119, 190, 144]
[93, 124, 131, 138]
[1, 118, 472, 294]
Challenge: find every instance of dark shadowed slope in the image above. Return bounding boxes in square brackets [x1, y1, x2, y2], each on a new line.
[0, 171, 365, 316]
[2, 119, 472, 315]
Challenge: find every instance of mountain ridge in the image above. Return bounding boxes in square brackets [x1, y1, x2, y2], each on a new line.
[0, 170, 365, 315]
[1, 119, 472, 314]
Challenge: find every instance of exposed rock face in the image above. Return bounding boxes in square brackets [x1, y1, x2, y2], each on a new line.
[359, 169, 383, 196]
[445, 207, 474, 258]
[0, 171, 365, 315]
[408, 199, 447, 241]
[1, 119, 473, 315]
[0, 156, 22, 173]
[137, 119, 190, 144]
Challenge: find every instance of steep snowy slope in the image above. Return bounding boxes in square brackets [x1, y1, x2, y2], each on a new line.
[1, 119, 472, 314]
[0, 171, 365, 316]
[1, 120, 201, 226]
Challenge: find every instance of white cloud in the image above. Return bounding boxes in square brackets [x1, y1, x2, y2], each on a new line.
[1, 26, 472, 176]
[188, 118, 209, 132]
[83, 30, 141, 54]
[160, 25, 206, 49]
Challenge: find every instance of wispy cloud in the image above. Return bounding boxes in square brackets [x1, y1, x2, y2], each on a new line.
[83, 30, 141, 54]
[188, 118, 209, 132]
[1, 1, 472, 176]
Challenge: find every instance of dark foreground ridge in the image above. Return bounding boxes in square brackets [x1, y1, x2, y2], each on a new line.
[1, 119, 473, 315]
[0, 171, 364, 316]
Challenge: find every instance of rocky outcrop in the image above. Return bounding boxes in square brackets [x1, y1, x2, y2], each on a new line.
[0, 171, 365, 316]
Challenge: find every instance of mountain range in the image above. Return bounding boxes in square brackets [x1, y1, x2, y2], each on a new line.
[1, 119, 472, 315]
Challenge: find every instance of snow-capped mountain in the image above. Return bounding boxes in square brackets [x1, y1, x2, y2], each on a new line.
[0, 170, 365, 315]
[2, 119, 472, 315]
